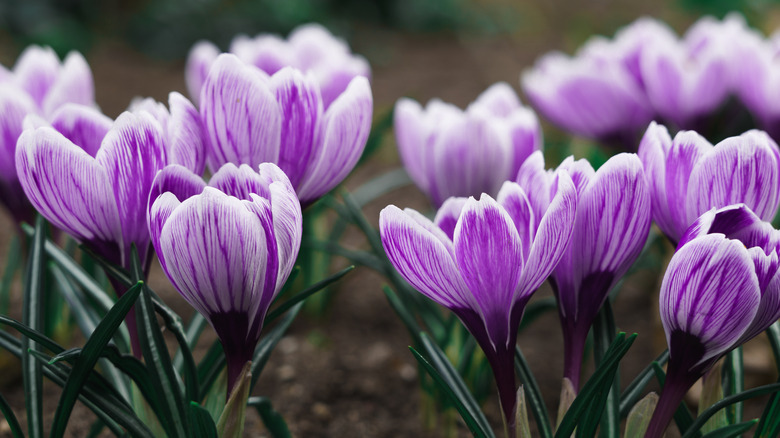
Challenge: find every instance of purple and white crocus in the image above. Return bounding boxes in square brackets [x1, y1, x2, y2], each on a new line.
[394, 83, 542, 207]
[148, 162, 302, 393]
[516, 151, 651, 390]
[638, 122, 780, 245]
[186, 23, 370, 109]
[200, 54, 372, 205]
[0, 46, 94, 225]
[646, 204, 780, 437]
[380, 176, 577, 432]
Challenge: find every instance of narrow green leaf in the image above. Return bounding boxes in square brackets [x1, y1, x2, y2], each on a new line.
[198, 342, 226, 400]
[620, 349, 670, 417]
[624, 392, 658, 437]
[0, 234, 21, 315]
[555, 333, 636, 438]
[410, 346, 492, 438]
[49, 281, 143, 438]
[514, 347, 553, 438]
[590, 301, 619, 438]
[682, 383, 780, 438]
[0, 391, 24, 438]
[265, 265, 354, 322]
[217, 362, 251, 438]
[766, 322, 780, 372]
[250, 302, 304, 392]
[306, 240, 386, 272]
[85, 420, 105, 438]
[174, 312, 207, 373]
[22, 215, 47, 438]
[700, 420, 758, 438]
[248, 397, 291, 438]
[189, 402, 218, 438]
[418, 332, 495, 438]
[756, 388, 780, 437]
[652, 361, 697, 436]
[724, 347, 744, 425]
[516, 386, 533, 438]
[0, 314, 64, 354]
[382, 285, 422, 345]
[149, 293, 199, 404]
[351, 168, 412, 206]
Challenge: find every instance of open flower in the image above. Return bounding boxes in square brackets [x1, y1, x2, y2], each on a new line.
[646, 204, 780, 437]
[148, 162, 302, 393]
[379, 176, 576, 431]
[0, 46, 94, 224]
[186, 23, 370, 109]
[516, 151, 651, 389]
[395, 83, 542, 207]
[200, 54, 372, 205]
[638, 122, 780, 245]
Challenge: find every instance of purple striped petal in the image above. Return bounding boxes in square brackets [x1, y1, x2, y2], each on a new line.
[15, 127, 122, 252]
[13, 46, 60, 108]
[434, 197, 467, 241]
[96, 111, 167, 261]
[148, 191, 181, 265]
[50, 104, 111, 157]
[296, 76, 372, 203]
[454, 195, 524, 348]
[473, 82, 521, 117]
[739, 248, 780, 344]
[269, 67, 322, 187]
[660, 234, 760, 368]
[200, 54, 281, 173]
[167, 92, 206, 175]
[687, 131, 780, 225]
[518, 172, 577, 299]
[0, 86, 38, 181]
[515, 151, 554, 230]
[496, 182, 535, 261]
[209, 163, 269, 200]
[185, 41, 219, 107]
[679, 204, 780, 253]
[41, 52, 94, 116]
[556, 156, 595, 198]
[379, 205, 472, 310]
[665, 130, 710, 242]
[638, 122, 677, 241]
[506, 107, 542, 178]
[394, 98, 430, 196]
[148, 164, 206, 211]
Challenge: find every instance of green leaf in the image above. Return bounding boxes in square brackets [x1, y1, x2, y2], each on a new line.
[217, 362, 251, 438]
[85, 419, 105, 438]
[682, 383, 780, 438]
[0, 391, 24, 438]
[189, 402, 218, 438]
[0, 314, 65, 354]
[250, 302, 304, 392]
[620, 349, 670, 417]
[410, 346, 493, 438]
[555, 332, 636, 438]
[724, 347, 744, 424]
[514, 347, 553, 438]
[624, 392, 658, 437]
[0, 234, 21, 315]
[131, 246, 188, 437]
[174, 312, 207, 373]
[516, 386, 533, 438]
[382, 285, 423, 345]
[248, 396, 291, 438]
[49, 281, 143, 438]
[756, 387, 780, 437]
[652, 361, 697, 436]
[351, 168, 412, 207]
[265, 265, 354, 323]
[589, 301, 619, 438]
[22, 215, 47, 438]
[198, 342, 226, 401]
[701, 420, 758, 438]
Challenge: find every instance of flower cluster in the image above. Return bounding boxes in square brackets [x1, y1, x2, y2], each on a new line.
[522, 14, 770, 147]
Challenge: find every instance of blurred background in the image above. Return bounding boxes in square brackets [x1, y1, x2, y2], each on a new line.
[2, 0, 780, 436]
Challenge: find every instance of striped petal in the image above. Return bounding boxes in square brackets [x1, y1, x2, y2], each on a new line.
[13, 46, 60, 107]
[167, 92, 206, 175]
[41, 51, 94, 116]
[515, 150, 553, 231]
[0, 86, 38, 181]
[434, 197, 467, 241]
[663, 130, 711, 242]
[200, 54, 281, 173]
[209, 163, 269, 200]
[185, 41, 219, 107]
[496, 182, 535, 262]
[50, 103, 111, 157]
[638, 122, 677, 241]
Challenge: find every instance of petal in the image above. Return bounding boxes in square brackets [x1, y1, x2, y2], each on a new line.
[0, 86, 38, 181]
[518, 171, 577, 299]
[269, 68, 323, 187]
[50, 103, 112, 157]
[473, 82, 521, 117]
[209, 163, 269, 200]
[665, 130, 711, 241]
[15, 127, 122, 251]
[148, 164, 206, 213]
[556, 156, 595, 198]
[148, 191, 181, 263]
[379, 205, 471, 310]
[496, 181, 535, 261]
[258, 162, 303, 290]
[640, 41, 684, 124]
[660, 234, 760, 367]
[515, 150, 553, 230]
[13, 46, 60, 107]
[296, 76, 372, 203]
[96, 111, 167, 261]
[679, 204, 780, 253]
[638, 122, 677, 241]
[433, 197, 467, 241]
[167, 92, 206, 175]
[158, 187, 276, 328]
[200, 54, 281, 173]
[454, 194, 524, 347]
[41, 51, 94, 116]
[688, 130, 780, 226]
[185, 41, 220, 107]
[505, 107, 542, 178]
[738, 248, 780, 343]
[394, 98, 430, 195]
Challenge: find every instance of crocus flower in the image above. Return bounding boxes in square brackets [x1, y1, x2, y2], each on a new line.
[734, 27, 780, 140]
[638, 122, 780, 245]
[186, 23, 370, 109]
[516, 151, 651, 389]
[0, 46, 94, 224]
[394, 83, 542, 207]
[148, 162, 302, 393]
[380, 176, 577, 431]
[646, 204, 780, 437]
[200, 54, 372, 205]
